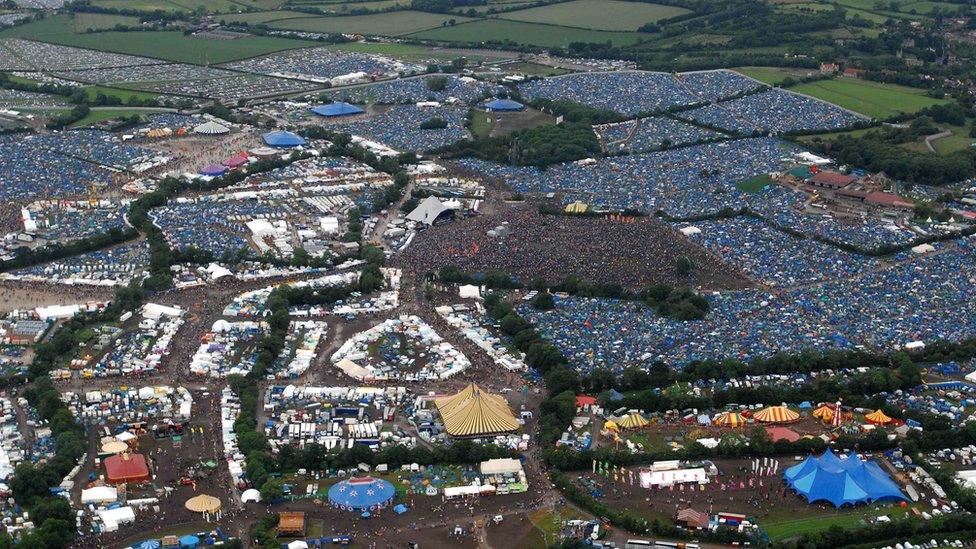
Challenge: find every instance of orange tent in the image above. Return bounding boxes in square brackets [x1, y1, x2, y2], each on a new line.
[753, 406, 800, 424]
[864, 409, 892, 425]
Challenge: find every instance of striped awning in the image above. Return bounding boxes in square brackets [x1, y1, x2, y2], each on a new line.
[864, 409, 892, 424]
[753, 406, 800, 424]
[812, 404, 835, 420]
[434, 383, 519, 437]
[617, 412, 648, 429]
[713, 412, 744, 427]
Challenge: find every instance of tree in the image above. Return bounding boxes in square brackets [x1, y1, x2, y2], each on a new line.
[532, 291, 555, 310]
[676, 256, 693, 276]
[259, 479, 284, 502]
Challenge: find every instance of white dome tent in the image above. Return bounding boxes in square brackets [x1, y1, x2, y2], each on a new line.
[194, 121, 230, 135]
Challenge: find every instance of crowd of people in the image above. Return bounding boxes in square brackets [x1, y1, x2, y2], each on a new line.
[395, 204, 749, 291]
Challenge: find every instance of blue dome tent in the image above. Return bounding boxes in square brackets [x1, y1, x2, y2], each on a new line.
[262, 130, 307, 148]
[328, 476, 395, 511]
[310, 102, 365, 117]
[483, 98, 524, 112]
[784, 449, 906, 507]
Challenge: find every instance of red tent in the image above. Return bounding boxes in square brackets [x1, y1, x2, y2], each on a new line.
[764, 426, 800, 443]
[575, 395, 596, 409]
[104, 453, 150, 484]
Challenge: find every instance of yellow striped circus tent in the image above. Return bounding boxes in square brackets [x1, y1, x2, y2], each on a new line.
[864, 409, 892, 425]
[603, 419, 620, 432]
[617, 412, 648, 430]
[812, 404, 835, 421]
[434, 383, 520, 437]
[753, 406, 800, 424]
[713, 412, 745, 428]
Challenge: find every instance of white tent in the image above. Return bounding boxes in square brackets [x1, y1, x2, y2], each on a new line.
[458, 285, 481, 300]
[212, 319, 232, 333]
[406, 196, 452, 226]
[479, 458, 522, 475]
[287, 541, 308, 549]
[114, 431, 137, 443]
[194, 121, 230, 135]
[81, 486, 118, 504]
[241, 488, 261, 503]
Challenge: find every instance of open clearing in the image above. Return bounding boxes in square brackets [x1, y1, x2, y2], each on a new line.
[789, 78, 947, 119]
[734, 66, 817, 86]
[408, 19, 645, 47]
[73, 13, 141, 32]
[498, 0, 689, 31]
[268, 11, 473, 35]
[217, 10, 309, 24]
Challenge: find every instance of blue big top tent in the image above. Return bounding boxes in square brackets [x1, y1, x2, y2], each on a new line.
[483, 98, 524, 112]
[262, 130, 307, 148]
[328, 476, 396, 511]
[310, 102, 365, 117]
[784, 449, 906, 507]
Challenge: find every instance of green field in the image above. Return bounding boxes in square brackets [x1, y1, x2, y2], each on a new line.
[735, 66, 814, 86]
[789, 78, 947, 118]
[70, 108, 167, 127]
[268, 11, 473, 35]
[218, 10, 309, 24]
[737, 173, 775, 193]
[761, 504, 917, 541]
[73, 13, 141, 32]
[91, 0, 280, 12]
[409, 19, 645, 47]
[498, 0, 690, 31]
[0, 17, 315, 64]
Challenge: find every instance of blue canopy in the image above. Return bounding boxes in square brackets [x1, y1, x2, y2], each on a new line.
[393, 503, 408, 514]
[798, 401, 812, 409]
[179, 535, 199, 547]
[328, 476, 395, 510]
[262, 130, 307, 148]
[137, 541, 161, 549]
[310, 102, 364, 117]
[484, 98, 524, 112]
[199, 164, 227, 176]
[784, 449, 906, 507]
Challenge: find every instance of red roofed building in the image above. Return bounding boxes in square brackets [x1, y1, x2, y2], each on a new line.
[104, 453, 150, 484]
[575, 395, 597, 409]
[843, 67, 865, 78]
[836, 189, 914, 212]
[809, 171, 855, 190]
[764, 426, 801, 443]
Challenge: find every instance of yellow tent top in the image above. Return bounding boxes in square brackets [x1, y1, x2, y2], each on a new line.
[713, 412, 744, 427]
[603, 419, 619, 432]
[565, 202, 588, 214]
[812, 404, 835, 421]
[617, 412, 648, 429]
[185, 494, 221, 514]
[865, 409, 892, 424]
[753, 406, 800, 424]
[434, 383, 520, 437]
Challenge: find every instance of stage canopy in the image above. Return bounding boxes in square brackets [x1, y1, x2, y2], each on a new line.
[435, 383, 519, 437]
[328, 476, 395, 510]
[784, 449, 906, 508]
[262, 130, 307, 148]
[310, 102, 364, 117]
[754, 405, 800, 424]
[483, 98, 524, 112]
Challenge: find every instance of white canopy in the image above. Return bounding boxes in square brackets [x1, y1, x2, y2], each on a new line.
[406, 196, 452, 226]
[241, 488, 261, 503]
[81, 486, 118, 504]
[194, 121, 230, 135]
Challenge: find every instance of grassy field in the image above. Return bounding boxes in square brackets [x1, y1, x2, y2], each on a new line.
[90, 0, 279, 12]
[469, 109, 491, 138]
[409, 19, 645, 47]
[70, 108, 166, 127]
[737, 173, 775, 193]
[73, 13, 141, 32]
[735, 66, 816, 85]
[789, 78, 947, 118]
[217, 10, 309, 23]
[82, 86, 160, 102]
[0, 17, 315, 64]
[268, 11, 473, 35]
[498, 0, 690, 31]
[761, 504, 917, 541]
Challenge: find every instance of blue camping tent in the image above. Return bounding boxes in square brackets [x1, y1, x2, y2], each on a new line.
[262, 130, 307, 148]
[784, 449, 906, 507]
[328, 476, 395, 510]
[483, 98, 524, 112]
[179, 535, 199, 548]
[310, 102, 365, 117]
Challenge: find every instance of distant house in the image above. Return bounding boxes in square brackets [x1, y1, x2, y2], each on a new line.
[820, 62, 839, 74]
[843, 67, 866, 78]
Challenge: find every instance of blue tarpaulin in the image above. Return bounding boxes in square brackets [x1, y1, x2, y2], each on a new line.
[262, 131, 307, 148]
[310, 102, 365, 117]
